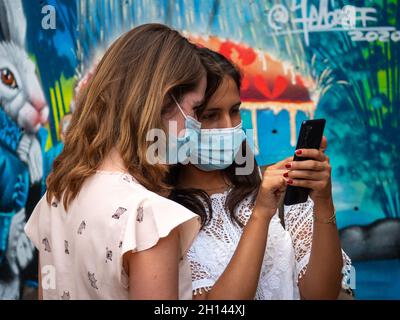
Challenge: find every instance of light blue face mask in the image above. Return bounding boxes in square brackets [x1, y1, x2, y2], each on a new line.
[165, 95, 201, 164]
[168, 95, 246, 171]
[192, 121, 245, 171]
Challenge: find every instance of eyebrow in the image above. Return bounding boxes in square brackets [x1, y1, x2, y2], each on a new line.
[203, 102, 241, 112]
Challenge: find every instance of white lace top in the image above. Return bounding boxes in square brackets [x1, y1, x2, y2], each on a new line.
[187, 191, 352, 300]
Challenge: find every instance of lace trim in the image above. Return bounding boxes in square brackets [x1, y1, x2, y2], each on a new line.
[341, 251, 353, 289]
[193, 286, 213, 296]
[192, 279, 215, 296]
[296, 252, 311, 283]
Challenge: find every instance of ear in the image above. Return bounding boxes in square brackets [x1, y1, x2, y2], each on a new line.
[0, 0, 26, 46]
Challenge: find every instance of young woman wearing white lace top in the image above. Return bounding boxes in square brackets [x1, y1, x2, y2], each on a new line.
[167, 48, 352, 300]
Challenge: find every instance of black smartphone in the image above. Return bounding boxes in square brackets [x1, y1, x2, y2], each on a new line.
[283, 119, 326, 206]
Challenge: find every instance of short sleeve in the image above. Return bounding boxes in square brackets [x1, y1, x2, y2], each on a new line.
[145, 196, 201, 257]
[24, 197, 45, 250]
[119, 195, 201, 283]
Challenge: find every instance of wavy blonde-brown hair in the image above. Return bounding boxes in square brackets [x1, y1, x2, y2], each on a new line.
[46, 24, 213, 209]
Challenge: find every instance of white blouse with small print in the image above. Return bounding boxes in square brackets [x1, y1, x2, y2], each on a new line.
[25, 171, 200, 300]
[187, 191, 352, 299]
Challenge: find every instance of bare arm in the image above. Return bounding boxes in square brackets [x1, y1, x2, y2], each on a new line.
[284, 137, 343, 299]
[298, 197, 343, 299]
[126, 228, 180, 300]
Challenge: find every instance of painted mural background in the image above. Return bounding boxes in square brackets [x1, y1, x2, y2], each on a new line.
[0, 0, 399, 299]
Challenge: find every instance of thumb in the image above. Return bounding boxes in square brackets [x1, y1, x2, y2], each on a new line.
[320, 135, 328, 153]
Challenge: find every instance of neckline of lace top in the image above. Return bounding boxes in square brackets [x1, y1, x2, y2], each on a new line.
[209, 189, 231, 199]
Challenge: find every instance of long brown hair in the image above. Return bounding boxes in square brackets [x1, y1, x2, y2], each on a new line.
[46, 24, 218, 209]
[167, 48, 261, 228]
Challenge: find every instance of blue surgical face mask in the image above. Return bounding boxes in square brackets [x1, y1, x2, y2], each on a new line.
[168, 95, 245, 171]
[192, 121, 245, 171]
[165, 95, 201, 164]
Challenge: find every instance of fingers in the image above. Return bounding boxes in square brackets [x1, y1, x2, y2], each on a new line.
[320, 136, 328, 153]
[324, 155, 330, 164]
[268, 156, 295, 170]
[283, 177, 330, 191]
[285, 159, 329, 171]
[264, 169, 287, 176]
[294, 148, 326, 162]
[283, 169, 328, 181]
[261, 174, 287, 190]
[275, 156, 295, 168]
[271, 175, 287, 191]
[276, 137, 332, 194]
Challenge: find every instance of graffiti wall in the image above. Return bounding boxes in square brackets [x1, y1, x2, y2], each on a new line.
[0, 0, 399, 299]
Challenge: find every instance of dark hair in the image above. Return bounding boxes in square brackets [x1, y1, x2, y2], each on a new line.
[167, 47, 261, 228]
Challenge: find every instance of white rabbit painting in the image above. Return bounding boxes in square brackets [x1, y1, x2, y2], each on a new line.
[0, 0, 49, 299]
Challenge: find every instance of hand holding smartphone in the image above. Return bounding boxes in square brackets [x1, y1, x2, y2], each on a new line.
[283, 119, 326, 206]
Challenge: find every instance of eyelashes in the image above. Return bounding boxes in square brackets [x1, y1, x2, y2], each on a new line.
[200, 110, 220, 121]
[201, 108, 240, 121]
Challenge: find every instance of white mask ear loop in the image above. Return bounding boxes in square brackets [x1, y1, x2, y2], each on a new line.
[234, 121, 243, 129]
[170, 94, 187, 120]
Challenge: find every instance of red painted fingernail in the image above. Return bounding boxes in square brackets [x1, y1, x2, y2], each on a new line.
[287, 179, 293, 184]
[285, 163, 291, 169]
[295, 149, 302, 155]
[283, 172, 289, 178]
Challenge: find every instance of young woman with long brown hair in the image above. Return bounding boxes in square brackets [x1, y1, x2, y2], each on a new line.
[168, 48, 353, 300]
[24, 24, 220, 300]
